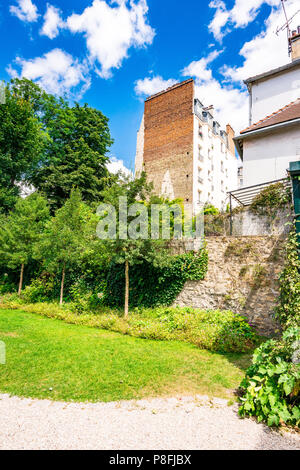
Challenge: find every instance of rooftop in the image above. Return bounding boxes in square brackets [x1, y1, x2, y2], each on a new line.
[240, 98, 300, 134]
[145, 78, 194, 102]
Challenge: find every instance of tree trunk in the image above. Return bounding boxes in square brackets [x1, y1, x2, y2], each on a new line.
[18, 264, 24, 296]
[124, 260, 129, 318]
[60, 264, 66, 305]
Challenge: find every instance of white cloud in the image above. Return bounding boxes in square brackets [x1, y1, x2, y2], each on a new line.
[181, 50, 223, 82]
[10, 0, 39, 22]
[40, 4, 64, 39]
[66, 0, 155, 79]
[209, 0, 278, 40]
[7, 49, 91, 97]
[221, 0, 300, 81]
[134, 76, 177, 97]
[182, 51, 249, 133]
[182, 0, 300, 133]
[208, 1, 230, 41]
[107, 157, 131, 176]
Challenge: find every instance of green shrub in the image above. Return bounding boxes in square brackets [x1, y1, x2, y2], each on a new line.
[239, 327, 300, 427]
[0, 300, 258, 353]
[22, 275, 55, 303]
[104, 249, 208, 309]
[275, 225, 300, 329]
[249, 182, 292, 217]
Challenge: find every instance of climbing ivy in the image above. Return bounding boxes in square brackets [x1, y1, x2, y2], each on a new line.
[275, 223, 300, 329]
[249, 182, 292, 217]
[104, 249, 208, 309]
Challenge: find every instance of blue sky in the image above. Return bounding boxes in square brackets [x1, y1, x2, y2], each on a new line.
[0, 0, 299, 172]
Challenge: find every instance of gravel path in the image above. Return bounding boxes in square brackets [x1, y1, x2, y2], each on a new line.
[0, 394, 299, 450]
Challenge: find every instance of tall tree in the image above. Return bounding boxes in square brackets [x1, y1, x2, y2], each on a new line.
[30, 102, 113, 210]
[0, 193, 50, 294]
[36, 189, 95, 304]
[9, 78, 114, 210]
[0, 83, 47, 213]
[99, 174, 168, 317]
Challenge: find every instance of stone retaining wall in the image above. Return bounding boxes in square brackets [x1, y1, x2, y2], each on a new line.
[174, 236, 286, 335]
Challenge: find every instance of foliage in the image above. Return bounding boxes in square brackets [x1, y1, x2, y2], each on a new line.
[275, 224, 300, 329]
[7, 78, 113, 211]
[104, 249, 208, 309]
[0, 83, 47, 212]
[204, 211, 228, 236]
[35, 189, 97, 303]
[239, 328, 300, 427]
[203, 203, 220, 215]
[0, 300, 258, 353]
[29, 100, 113, 211]
[99, 173, 172, 315]
[22, 274, 55, 303]
[249, 182, 292, 217]
[0, 308, 251, 402]
[0, 193, 49, 292]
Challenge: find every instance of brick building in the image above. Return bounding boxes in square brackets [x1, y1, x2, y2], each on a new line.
[135, 78, 239, 211]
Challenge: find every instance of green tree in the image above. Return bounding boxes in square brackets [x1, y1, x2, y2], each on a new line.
[8, 78, 114, 210]
[36, 189, 95, 304]
[99, 174, 168, 317]
[30, 101, 113, 210]
[0, 83, 47, 212]
[0, 193, 50, 294]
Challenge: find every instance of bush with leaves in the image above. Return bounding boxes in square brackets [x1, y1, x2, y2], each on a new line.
[239, 327, 300, 427]
[249, 182, 292, 217]
[0, 300, 258, 353]
[275, 224, 300, 329]
[104, 249, 208, 309]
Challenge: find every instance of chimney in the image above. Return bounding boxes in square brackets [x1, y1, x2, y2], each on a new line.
[203, 105, 214, 116]
[226, 124, 235, 155]
[290, 27, 300, 61]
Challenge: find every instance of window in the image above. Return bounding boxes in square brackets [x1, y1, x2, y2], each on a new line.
[198, 123, 203, 138]
[198, 167, 203, 185]
[221, 161, 224, 173]
[198, 145, 204, 162]
[198, 190, 202, 203]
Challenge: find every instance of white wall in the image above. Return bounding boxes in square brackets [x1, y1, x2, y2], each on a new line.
[243, 125, 300, 187]
[193, 115, 239, 211]
[250, 65, 300, 124]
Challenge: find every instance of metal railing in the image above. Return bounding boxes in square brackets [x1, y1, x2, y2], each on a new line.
[227, 177, 292, 235]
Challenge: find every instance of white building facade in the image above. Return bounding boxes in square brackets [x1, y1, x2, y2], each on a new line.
[193, 99, 239, 210]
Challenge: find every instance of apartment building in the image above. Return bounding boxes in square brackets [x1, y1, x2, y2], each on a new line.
[135, 78, 239, 211]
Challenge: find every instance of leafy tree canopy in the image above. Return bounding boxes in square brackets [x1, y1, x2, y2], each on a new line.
[2, 78, 114, 212]
[0, 82, 47, 212]
[0, 193, 50, 293]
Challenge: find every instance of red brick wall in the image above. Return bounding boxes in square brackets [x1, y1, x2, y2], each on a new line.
[143, 79, 194, 202]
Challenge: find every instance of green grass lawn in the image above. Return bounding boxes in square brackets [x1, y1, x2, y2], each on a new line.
[0, 308, 252, 402]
